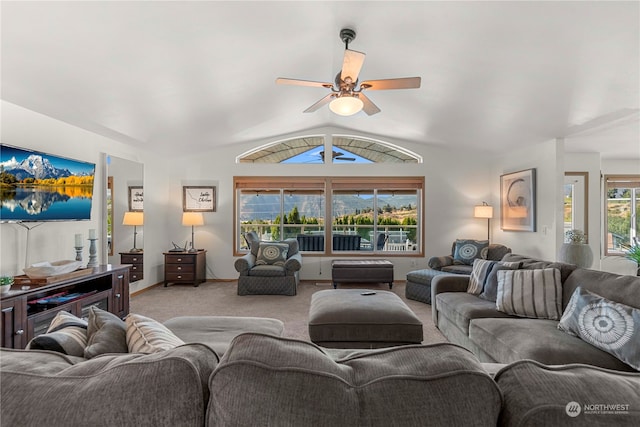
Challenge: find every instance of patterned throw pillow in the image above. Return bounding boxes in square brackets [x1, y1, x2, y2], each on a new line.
[496, 268, 562, 320]
[125, 314, 185, 354]
[453, 239, 489, 265]
[256, 242, 289, 266]
[467, 259, 497, 295]
[558, 287, 639, 370]
[26, 310, 88, 357]
[479, 261, 522, 302]
[84, 306, 128, 359]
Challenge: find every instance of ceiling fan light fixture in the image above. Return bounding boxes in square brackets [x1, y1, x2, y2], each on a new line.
[329, 95, 363, 116]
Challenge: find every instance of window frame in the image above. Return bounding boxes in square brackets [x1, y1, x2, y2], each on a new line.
[234, 176, 424, 257]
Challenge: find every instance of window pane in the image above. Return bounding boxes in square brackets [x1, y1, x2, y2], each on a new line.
[377, 191, 419, 252]
[239, 190, 281, 245]
[564, 183, 574, 241]
[607, 186, 631, 252]
[283, 190, 325, 245]
[332, 190, 374, 251]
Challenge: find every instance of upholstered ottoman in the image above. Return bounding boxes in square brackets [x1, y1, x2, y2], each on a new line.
[308, 289, 423, 348]
[331, 259, 394, 289]
[405, 268, 456, 304]
[164, 316, 285, 357]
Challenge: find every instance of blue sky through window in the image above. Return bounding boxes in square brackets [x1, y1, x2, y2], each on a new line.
[282, 148, 372, 164]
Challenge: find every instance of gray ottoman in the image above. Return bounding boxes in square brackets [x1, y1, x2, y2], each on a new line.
[164, 316, 285, 357]
[308, 289, 423, 348]
[405, 268, 456, 304]
[331, 259, 394, 289]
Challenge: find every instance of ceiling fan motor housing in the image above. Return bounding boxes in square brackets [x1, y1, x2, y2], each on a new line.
[339, 28, 356, 46]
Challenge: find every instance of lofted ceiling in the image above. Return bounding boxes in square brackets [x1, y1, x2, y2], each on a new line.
[1, 1, 638, 160]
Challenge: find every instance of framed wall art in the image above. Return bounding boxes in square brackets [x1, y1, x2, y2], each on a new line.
[128, 186, 144, 212]
[500, 168, 536, 232]
[183, 186, 216, 212]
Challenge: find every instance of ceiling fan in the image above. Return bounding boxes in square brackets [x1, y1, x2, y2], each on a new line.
[276, 28, 421, 116]
[319, 150, 356, 162]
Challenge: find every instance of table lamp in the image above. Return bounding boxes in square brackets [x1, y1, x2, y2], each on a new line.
[474, 202, 493, 240]
[182, 212, 204, 253]
[122, 211, 144, 252]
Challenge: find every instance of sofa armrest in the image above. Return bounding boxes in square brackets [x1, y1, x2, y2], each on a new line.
[431, 274, 471, 325]
[284, 252, 302, 275]
[234, 253, 256, 275]
[428, 255, 455, 270]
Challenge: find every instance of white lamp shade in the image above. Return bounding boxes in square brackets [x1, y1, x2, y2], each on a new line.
[182, 212, 204, 226]
[122, 211, 144, 226]
[474, 205, 493, 219]
[329, 96, 364, 116]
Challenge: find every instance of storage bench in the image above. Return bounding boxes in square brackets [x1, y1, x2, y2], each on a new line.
[331, 259, 394, 289]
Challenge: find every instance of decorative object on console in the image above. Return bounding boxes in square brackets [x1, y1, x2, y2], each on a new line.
[182, 212, 204, 253]
[474, 202, 493, 240]
[23, 260, 83, 279]
[558, 229, 593, 268]
[183, 186, 216, 212]
[87, 228, 98, 268]
[122, 211, 143, 252]
[624, 241, 640, 276]
[74, 233, 83, 261]
[0, 275, 13, 294]
[500, 168, 536, 232]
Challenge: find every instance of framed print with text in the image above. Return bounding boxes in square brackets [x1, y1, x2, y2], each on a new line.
[183, 186, 216, 212]
[128, 186, 144, 212]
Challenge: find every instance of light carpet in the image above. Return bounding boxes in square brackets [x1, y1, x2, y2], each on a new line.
[130, 280, 447, 344]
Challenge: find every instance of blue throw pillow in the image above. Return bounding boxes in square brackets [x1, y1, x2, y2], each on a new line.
[453, 239, 489, 265]
[256, 242, 289, 266]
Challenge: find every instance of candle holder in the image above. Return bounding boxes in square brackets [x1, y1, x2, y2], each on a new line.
[87, 238, 98, 268]
[75, 246, 84, 262]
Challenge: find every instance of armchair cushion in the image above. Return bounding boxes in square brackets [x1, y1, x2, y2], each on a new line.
[256, 242, 289, 266]
[453, 239, 489, 265]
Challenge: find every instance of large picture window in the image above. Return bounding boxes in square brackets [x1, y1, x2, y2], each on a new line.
[604, 175, 640, 255]
[235, 177, 423, 256]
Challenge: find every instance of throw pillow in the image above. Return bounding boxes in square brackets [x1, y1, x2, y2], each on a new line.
[255, 242, 289, 266]
[84, 306, 128, 359]
[26, 310, 88, 357]
[467, 259, 497, 295]
[125, 314, 185, 354]
[453, 239, 489, 265]
[558, 287, 639, 370]
[479, 261, 522, 302]
[496, 268, 562, 320]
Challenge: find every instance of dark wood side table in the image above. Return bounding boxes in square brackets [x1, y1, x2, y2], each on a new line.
[120, 252, 143, 282]
[163, 250, 207, 287]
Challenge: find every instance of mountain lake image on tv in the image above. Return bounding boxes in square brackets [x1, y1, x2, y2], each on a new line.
[0, 145, 96, 222]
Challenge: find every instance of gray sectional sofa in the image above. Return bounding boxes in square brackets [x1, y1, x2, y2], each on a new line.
[3, 332, 639, 426]
[432, 253, 640, 371]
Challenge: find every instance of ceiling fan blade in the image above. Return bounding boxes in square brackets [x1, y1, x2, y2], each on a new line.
[359, 77, 421, 91]
[340, 49, 366, 82]
[359, 93, 381, 115]
[276, 78, 334, 89]
[303, 93, 334, 113]
[336, 157, 356, 161]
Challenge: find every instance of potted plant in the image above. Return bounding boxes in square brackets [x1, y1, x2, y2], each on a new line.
[625, 243, 640, 276]
[0, 275, 14, 294]
[559, 229, 593, 268]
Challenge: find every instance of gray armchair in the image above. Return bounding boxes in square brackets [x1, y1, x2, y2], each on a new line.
[235, 232, 302, 296]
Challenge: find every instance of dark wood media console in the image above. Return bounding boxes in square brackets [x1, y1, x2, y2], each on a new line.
[0, 265, 130, 349]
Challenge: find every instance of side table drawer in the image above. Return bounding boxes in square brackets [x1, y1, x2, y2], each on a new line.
[165, 255, 195, 265]
[120, 254, 143, 264]
[165, 272, 195, 282]
[166, 264, 194, 274]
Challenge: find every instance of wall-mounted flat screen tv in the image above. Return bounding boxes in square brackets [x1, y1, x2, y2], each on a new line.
[0, 144, 96, 222]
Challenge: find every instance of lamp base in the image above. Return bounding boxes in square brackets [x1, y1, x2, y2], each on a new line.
[188, 247, 197, 253]
[129, 248, 143, 253]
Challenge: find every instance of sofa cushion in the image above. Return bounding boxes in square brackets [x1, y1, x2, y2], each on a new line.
[496, 268, 562, 320]
[453, 239, 489, 265]
[467, 259, 496, 295]
[469, 317, 635, 371]
[479, 261, 522, 302]
[84, 306, 128, 359]
[208, 333, 502, 426]
[26, 310, 88, 357]
[436, 292, 513, 335]
[559, 287, 640, 370]
[562, 267, 640, 311]
[125, 314, 185, 353]
[1, 344, 218, 427]
[256, 242, 289, 266]
[496, 360, 640, 426]
[0, 348, 81, 375]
